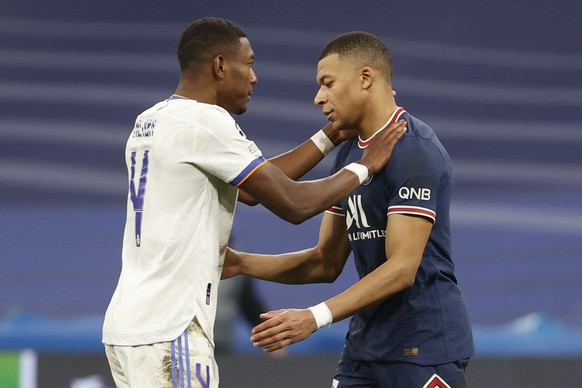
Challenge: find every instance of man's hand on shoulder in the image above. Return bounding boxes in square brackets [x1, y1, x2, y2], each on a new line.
[360, 119, 407, 175]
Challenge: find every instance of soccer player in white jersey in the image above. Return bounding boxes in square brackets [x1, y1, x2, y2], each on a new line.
[102, 18, 407, 387]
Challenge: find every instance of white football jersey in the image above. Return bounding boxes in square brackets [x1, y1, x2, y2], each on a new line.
[103, 97, 265, 346]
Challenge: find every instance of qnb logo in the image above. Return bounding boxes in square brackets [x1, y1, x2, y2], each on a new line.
[346, 195, 370, 229]
[398, 186, 431, 201]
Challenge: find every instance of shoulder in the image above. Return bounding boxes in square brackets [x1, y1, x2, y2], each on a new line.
[404, 113, 433, 139]
[167, 100, 244, 138]
[176, 100, 233, 123]
[159, 99, 230, 120]
[397, 113, 449, 161]
[387, 113, 451, 179]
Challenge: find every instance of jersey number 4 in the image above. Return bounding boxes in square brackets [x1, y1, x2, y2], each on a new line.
[130, 150, 149, 247]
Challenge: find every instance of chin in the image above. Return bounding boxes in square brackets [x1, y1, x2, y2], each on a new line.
[232, 101, 248, 115]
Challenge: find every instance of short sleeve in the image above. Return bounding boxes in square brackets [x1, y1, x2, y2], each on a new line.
[386, 138, 448, 223]
[191, 107, 265, 186]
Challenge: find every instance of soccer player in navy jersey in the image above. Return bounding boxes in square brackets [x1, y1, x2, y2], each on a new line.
[224, 31, 474, 387]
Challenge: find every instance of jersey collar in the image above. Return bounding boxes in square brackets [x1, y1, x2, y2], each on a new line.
[169, 94, 189, 100]
[358, 107, 406, 148]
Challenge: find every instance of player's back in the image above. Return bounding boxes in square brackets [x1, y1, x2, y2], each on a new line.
[103, 98, 243, 346]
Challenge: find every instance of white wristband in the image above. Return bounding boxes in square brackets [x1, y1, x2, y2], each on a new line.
[343, 162, 369, 185]
[310, 129, 336, 156]
[308, 302, 333, 330]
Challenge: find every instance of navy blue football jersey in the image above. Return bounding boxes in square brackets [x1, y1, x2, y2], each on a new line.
[328, 108, 474, 364]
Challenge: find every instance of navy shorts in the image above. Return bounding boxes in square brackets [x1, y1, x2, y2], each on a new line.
[333, 346, 469, 388]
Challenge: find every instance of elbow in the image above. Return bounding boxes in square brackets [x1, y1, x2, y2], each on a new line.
[287, 215, 307, 225]
[322, 266, 342, 283]
[240, 199, 259, 207]
[291, 215, 314, 225]
[393, 265, 418, 291]
[277, 211, 306, 225]
[317, 251, 343, 283]
[237, 190, 259, 206]
[278, 206, 314, 225]
[401, 274, 416, 289]
[302, 247, 341, 283]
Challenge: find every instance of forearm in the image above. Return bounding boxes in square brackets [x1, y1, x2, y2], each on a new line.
[270, 169, 363, 224]
[270, 124, 340, 179]
[239, 248, 329, 284]
[241, 164, 363, 224]
[324, 214, 431, 323]
[268, 139, 325, 181]
[325, 259, 415, 323]
[239, 131, 333, 205]
[247, 258, 415, 352]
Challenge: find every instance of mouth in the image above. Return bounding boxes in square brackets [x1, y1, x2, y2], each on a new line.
[322, 110, 333, 121]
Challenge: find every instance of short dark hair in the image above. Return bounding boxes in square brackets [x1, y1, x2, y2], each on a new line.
[319, 31, 392, 83]
[177, 17, 247, 71]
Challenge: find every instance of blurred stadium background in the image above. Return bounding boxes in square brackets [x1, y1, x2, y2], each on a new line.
[0, 0, 581, 387]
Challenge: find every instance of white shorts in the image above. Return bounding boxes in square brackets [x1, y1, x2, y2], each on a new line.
[105, 317, 218, 388]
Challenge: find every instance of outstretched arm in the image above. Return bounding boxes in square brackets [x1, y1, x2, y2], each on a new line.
[222, 212, 351, 283]
[250, 213, 432, 352]
[238, 123, 356, 205]
[239, 120, 407, 224]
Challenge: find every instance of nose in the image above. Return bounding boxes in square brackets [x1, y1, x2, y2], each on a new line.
[250, 67, 257, 85]
[314, 87, 325, 106]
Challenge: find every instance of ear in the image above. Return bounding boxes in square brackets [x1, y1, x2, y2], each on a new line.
[213, 55, 226, 80]
[360, 66, 373, 90]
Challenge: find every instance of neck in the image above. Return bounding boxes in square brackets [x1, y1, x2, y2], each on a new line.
[174, 74, 217, 105]
[358, 99, 398, 140]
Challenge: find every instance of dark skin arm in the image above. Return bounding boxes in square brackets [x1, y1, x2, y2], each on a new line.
[222, 212, 351, 284]
[238, 123, 356, 205]
[238, 120, 407, 224]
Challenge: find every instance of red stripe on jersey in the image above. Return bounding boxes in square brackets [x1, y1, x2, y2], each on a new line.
[388, 205, 436, 222]
[358, 107, 406, 148]
[325, 206, 345, 216]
